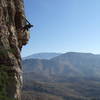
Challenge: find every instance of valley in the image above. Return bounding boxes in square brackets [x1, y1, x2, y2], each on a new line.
[22, 52, 100, 100]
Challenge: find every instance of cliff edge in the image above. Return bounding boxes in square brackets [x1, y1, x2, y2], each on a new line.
[0, 0, 30, 100]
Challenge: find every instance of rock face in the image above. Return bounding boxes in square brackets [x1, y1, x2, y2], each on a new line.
[0, 0, 29, 100]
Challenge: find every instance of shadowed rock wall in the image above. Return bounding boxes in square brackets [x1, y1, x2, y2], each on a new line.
[0, 0, 29, 100]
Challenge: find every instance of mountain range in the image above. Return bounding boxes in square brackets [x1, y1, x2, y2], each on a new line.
[23, 53, 61, 60]
[22, 52, 100, 80]
[22, 52, 100, 100]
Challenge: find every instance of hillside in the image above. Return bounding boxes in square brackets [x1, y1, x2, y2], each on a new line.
[22, 79, 100, 100]
[22, 52, 100, 80]
[22, 52, 100, 100]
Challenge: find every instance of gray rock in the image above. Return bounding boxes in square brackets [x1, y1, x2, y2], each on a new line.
[0, 0, 29, 100]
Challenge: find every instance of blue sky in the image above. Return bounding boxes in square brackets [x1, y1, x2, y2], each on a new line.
[21, 0, 100, 57]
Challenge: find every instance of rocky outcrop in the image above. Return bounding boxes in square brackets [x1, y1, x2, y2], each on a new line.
[0, 0, 30, 100]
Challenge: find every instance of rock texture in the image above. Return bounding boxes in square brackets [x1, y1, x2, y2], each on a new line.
[0, 0, 29, 100]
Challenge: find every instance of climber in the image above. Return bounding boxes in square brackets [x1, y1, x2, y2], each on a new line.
[21, 18, 33, 32]
[18, 18, 33, 49]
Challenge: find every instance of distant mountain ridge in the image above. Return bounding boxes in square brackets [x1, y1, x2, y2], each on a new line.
[23, 53, 62, 60]
[22, 52, 100, 81]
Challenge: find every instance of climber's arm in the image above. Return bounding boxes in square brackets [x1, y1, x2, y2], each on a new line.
[21, 19, 34, 32]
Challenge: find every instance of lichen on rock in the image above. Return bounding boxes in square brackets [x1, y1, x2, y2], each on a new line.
[0, 0, 30, 100]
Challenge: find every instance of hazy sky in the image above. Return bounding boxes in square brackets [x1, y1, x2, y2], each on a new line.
[21, 0, 100, 57]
